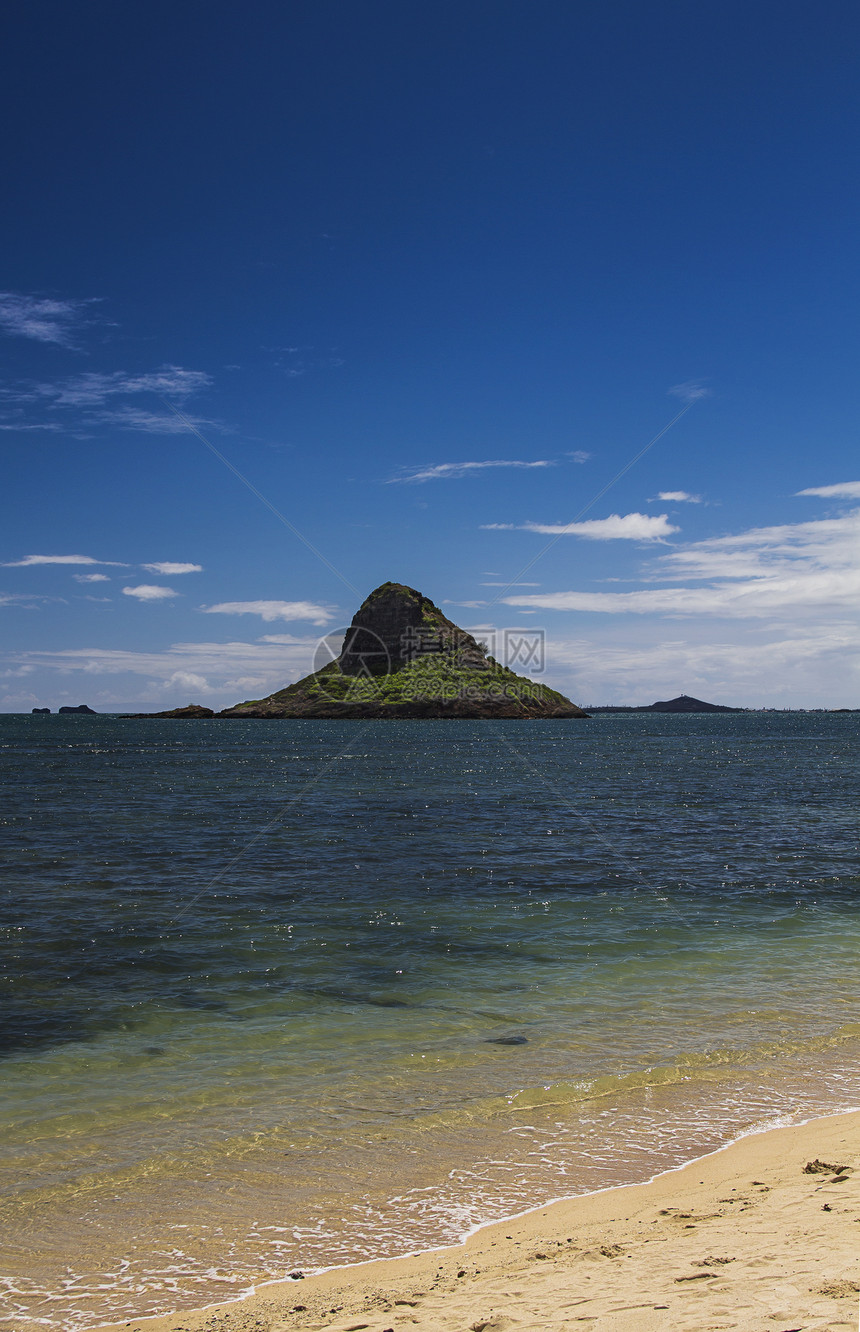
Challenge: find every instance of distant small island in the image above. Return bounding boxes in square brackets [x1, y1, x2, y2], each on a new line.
[586, 694, 745, 714]
[30, 704, 99, 714]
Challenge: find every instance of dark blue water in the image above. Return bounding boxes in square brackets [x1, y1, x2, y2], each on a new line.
[1, 713, 858, 1329]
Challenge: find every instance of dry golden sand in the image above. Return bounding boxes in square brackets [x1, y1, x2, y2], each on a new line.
[105, 1110, 860, 1332]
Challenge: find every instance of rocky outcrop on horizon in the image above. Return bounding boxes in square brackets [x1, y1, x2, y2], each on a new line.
[588, 694, 744, 714]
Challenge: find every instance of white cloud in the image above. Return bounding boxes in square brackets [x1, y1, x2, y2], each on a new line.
[668, 380, 711, 403]
[502, 509, 860, 620]
[2, 554, 124, 567]
[567, 451, 591, 463]
[481, 581, 541, 586]
[0, 291, 94, 346]
[504, 577, 860, 617]
[796, 481, 860, 500]
[165, 671, 211, 693]
[258, 633, 315, 644]
[202, 600, 334, 626]
[141, 562, 203, 575]
[482, 513, 679, 541]
[122, 585, 180, 601]
[389, 460, 554, 484]
[3, 637, 322, 705]
[662, 513, 860, 582]
[73, 573, 110, 583]
[652, 491, 702, 503]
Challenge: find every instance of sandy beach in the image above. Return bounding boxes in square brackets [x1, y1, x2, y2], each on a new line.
[100, 1109, 860, 1332]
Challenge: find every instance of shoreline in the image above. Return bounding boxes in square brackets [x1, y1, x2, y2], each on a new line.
[98, 1107, 860, 1332]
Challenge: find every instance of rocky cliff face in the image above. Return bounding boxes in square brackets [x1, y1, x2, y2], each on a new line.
[218, 582, 588, 719]
[339, 582, 490, 676]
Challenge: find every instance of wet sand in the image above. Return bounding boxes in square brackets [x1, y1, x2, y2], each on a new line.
[101, 1108, 860, 1332]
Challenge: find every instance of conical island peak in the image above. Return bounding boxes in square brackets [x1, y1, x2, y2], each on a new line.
[217, 582, 588, 719]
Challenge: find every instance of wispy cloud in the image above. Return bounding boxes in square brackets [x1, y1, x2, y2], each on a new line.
[480, 581, 541, 586]
[272, 346, 345, 378]
[202, 599, 334, 626]
[504, 579, 860, 617]
[501, 509, 860, 620]
[94, 406, 217, 434]
[0, 420, 62, 432]
[0, 592, 47, 609]
[3, 554, 126, 567]
[122, 585, 179, 601]
[668, 380, 711, 403]
[0, 365, 213, 434]
[796, 481, 860, 500]
[389, 459, 554, 484]
[651, 490, 702, 503]
[141, 562, 203, 575]
[661, 513, 860, 581]
[258, 633, 317, 645]
[567, 450, 591, 463]
[0, 291, 97, 347]
[482, 513, 679, 541]
[44, 367, 211, 406]
[6, 554, 204, 578]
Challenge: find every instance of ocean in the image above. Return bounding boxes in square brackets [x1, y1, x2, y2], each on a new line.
[1, 711, 859, 1330]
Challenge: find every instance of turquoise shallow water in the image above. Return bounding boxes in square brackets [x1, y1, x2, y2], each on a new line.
[1, 712, 859, 1328]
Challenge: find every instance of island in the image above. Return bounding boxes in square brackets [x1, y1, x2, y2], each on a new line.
[142, 582, 588, 720]
[587, 694, 744, 714]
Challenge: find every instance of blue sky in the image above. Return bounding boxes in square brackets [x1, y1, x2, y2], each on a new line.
[2, 0, 859, 709]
